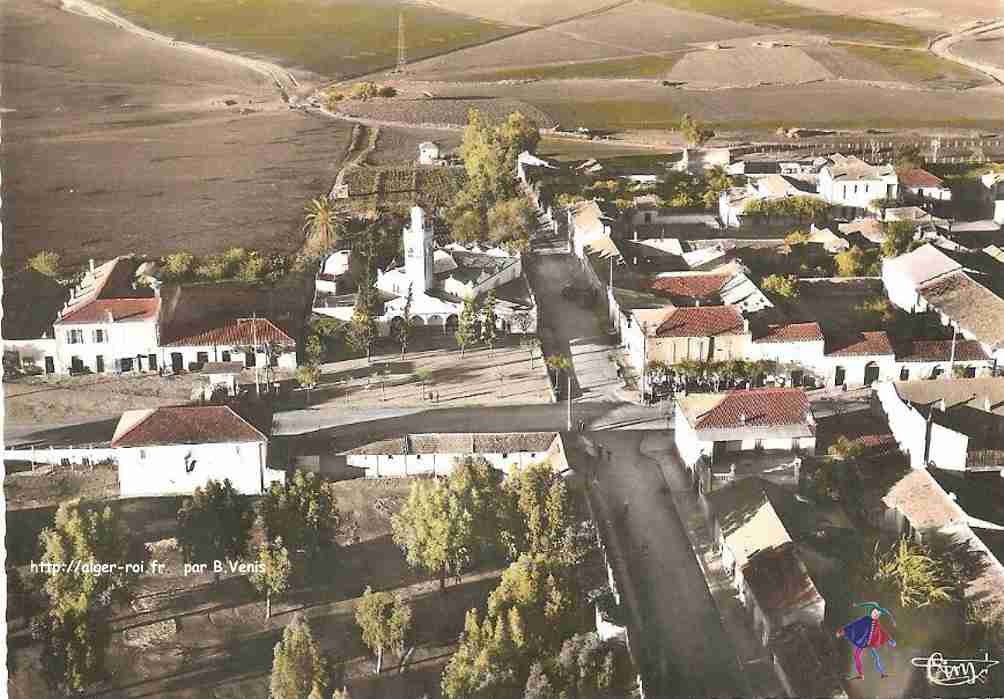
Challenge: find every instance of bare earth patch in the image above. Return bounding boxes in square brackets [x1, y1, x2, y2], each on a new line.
[3, 462, 119, 510]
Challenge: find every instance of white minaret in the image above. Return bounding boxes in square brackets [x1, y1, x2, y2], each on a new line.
[404, 205, 434, 293]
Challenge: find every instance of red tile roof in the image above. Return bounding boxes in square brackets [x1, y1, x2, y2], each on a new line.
[742, 544, 823, 620]
[694, 388, 811, 430]
[753, 322, 824, 344]
[654, 305, 745, 338]
[646, 274, 730, 299]
[896, 167, 945, 189]
[112, 406, 267, 447]
[162, 317, 295, 348]
[895, 339, 990, 362]
[826, 330, 894, 356]
[58, 297, 161, 324]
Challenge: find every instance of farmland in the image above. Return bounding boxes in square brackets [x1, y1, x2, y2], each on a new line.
[837, 44, 992, 89]
[953, 30, 1004, 71]
[99, 0, 519, 78]
[429, 52, 685, 82]
[646, 0, 933, 46]
[333, 95, 556, 129]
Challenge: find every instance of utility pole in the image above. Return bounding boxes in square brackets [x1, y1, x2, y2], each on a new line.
[396, 9, 406, 73]
[947, 323, 958, 379]
[567, 371, 572, 432]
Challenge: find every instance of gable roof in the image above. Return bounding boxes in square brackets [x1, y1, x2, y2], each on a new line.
[112, 406, 267, 447]
[883, 243, 962, 287]
[823, 154, 895, 180]
[894, 339, 990, 362]
[896, 167, 945, 189]
[707, 477, 794, 567]
[825, 330, 894, 357]
[58, 297, 161, 324]
[918, 271, 1004, 349]
[678, 388, 813, 441]
[753, 322, 824, 344]
[882, 467, 966, 530]
[638, 305, 745, 338]
[645, 273, 730, 299]
[743, 544, 824, 625]
[162, 317, 295, 348]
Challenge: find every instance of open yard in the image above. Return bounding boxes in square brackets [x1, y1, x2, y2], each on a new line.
[304, 334, 553, 409]
[4, 372, 200, 429]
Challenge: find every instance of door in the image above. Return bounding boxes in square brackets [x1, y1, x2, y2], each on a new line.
[44, 356, 55, 374]
[245, 351, 256, 368]
[196, 351, 209, 366]
[96, 356, 105, 374]
[864, 361, 880, 385]
[221, 350, 231, 362]
[119, 357, 134, 373]
[834, 365, 846, 386]
[171, 352, 184, 373]
[148, 354, 158, 371]
[791, 370, 803, 387]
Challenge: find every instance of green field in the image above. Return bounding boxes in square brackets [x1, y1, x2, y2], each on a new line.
[839, 44, 990, 88]
[100, 0, 517, 77]
[457, 53, 685, 81]
[649, 0, 932, 46]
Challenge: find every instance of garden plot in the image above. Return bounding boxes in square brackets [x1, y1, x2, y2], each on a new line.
[666, 45, 836, 86]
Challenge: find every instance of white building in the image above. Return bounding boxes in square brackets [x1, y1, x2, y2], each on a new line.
[49, 257, 162, 375]
[883, 244, 1004, 363]
[112, 405, 283, 496]
[817, 154, 897, 215]
[314, 206, 538, 336]
[897, 167, 952, 202]
[342, 432, 563, 478]
[718, 174, 823, 229]
[417, 141, 441, 165]
[877, 378, 1004, 472]
[981, 172, 1004, 224]
[674, 388, 816, 472]
[159, 317, 297, 374]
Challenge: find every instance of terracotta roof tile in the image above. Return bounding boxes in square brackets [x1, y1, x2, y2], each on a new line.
[826, 330, 894, 356]
[163, 317, 294, 348]
[753, 322, 824, 344]
[653, 305, 745, 338]
[895, 339, 990, 362]
[112, 406, 267, 447]
[58, 297, 161, 324]
[645, 274, 730, 299]
[742, 544, 823, 620]
[694, 388, 810, 430]
[896, 167, 945, 189]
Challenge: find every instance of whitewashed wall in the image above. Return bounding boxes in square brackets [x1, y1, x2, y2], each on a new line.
[345, 450, 552, 478]
[876, 381, 928, 469]
[55, 319, 159, 374]
[118, 440, 267, 496]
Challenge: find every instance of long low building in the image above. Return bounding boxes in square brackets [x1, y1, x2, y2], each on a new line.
[341, 432, 564, 478]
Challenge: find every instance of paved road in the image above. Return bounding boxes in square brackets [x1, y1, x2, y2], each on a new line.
[581, 431, 753, 697]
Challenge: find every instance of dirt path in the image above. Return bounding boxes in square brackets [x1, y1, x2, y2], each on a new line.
[60, 0, 308, 101]
[930, 19, 1004, 85]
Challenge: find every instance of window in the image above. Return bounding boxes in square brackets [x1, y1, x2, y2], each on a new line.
[93, 329, 107, 343]
[148, 354, 157, 371]
[221, 351, 231, 362]
[139, 449, 146, 460]
[270, 354, 279, 368]
[67, 329, 84, 344]
[196, 351, 209, 365]
[70, 356, 84, 373]
[900, 367, 910, 381]
[234, 445, 241, 455]
[96, 355, 105, 373]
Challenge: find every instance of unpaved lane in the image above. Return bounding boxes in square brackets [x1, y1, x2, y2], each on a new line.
[930, 19, 1004, 85]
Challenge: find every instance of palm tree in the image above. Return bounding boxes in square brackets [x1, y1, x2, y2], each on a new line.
[303, 197, 341, 251]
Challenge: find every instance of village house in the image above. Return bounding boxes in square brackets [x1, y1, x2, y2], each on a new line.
[33, 256, 162, 375]
[875, 462, 1004, 615]
[417, 141, 441, 165]
[883, 243, 1004, 363]
[718, 174, 822, 229]
[674, 388, 816, 491]
[817, 154, 898, 216]
[896, 167, 952, 203]
[112, 405, 282, 497]
[337, 432, 563, 478]
[876, 378, 1004, 472]
[568, 199, 617, 259]
[313, 206, 537, 336]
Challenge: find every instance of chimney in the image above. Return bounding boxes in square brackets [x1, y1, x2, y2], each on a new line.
[89, 258, 95, 274]
[633, 230, 638, 242]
